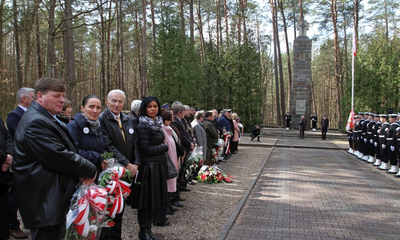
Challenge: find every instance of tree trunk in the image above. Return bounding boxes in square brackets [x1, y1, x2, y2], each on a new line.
[141, 0, 148, 97]
[189, 0, 194, 46]
[64, 0, 76, 102]
[46, 0, 57, 78]
[278, 0, 292, 112]
[224, 0, 228, 42]
[197, 0, 205, 63]
[270, 0, 281, 125]
[330, 0, 342, 128]
[13, 0, 22, 88]
[274, 0, 285, 119]
[150, 0, 156, 54]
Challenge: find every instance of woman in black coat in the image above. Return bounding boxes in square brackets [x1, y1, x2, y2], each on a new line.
[129, 96, 168, 240]
[67, 95, 107, 177]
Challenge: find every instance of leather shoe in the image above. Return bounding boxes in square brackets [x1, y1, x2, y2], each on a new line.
[180, 187, 191, 192]
[169, 205, 178, 211]
[153, 220, 170, 227]
[166, 208, 175, 215]
[10, 229, 28, 239]
[171, 201, 184, 207]
[188, 181, 197, 185]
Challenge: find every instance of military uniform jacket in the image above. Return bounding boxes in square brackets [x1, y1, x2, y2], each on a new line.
[367, 120, 376, 142]
[361, 119, 370, 143]
[373, 122, 382, 146]
[387, 122, 400, 153]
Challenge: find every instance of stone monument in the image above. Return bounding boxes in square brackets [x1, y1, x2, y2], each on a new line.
[290, 2, 312, 130]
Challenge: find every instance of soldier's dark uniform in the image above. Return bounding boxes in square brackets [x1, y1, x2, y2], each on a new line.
[395, 126, 400, 177]
[360, 113, 369, 159]
[285, 112, 291, 131]
[311, 114, 318, 132]
[353, 113, 364, 157]
[366, 113, 376, 162]
[386, 114, 399, 174]
[372, 114, 382, 165]
[357, 112, 365, 158]
[378, 114, 390, 169]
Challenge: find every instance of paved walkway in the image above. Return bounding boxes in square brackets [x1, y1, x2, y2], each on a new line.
[220, 128, 400, 240]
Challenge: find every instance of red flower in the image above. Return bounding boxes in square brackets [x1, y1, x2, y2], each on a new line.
[201, 174, 207, 180]
[224, 178, 232, 183]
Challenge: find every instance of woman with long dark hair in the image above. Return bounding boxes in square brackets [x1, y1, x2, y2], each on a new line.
[129, 96, 168, 240]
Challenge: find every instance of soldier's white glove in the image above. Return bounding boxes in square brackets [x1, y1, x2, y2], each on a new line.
[370, 139, 373, 144]
[374, 142, 378, 147]
[364, 138, 367, 143]
[391, 146, 395, 151]
[382, 144, 386, 149]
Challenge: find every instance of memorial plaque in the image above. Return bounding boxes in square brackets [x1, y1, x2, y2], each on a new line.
[295, 100, 306, 115]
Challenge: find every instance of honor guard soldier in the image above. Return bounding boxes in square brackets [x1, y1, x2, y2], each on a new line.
[311, 112, 318, 132]
[353, 113, 364, 157]
[378, 114, 390, 169]
[395, 125, 400, 177]
[360, 113, 371, 161]
[371, 114, 382, 165]
[357, 112, 366, 159]
[347, 115, 356, 154]
[284, 112, 291, 131]
[386, 113, 399, 174]
[366, 113, 377, 163]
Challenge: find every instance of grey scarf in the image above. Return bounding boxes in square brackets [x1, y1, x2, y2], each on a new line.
[139, 115, 163, 131]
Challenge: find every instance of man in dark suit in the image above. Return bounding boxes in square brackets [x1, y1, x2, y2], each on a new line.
[321, 114, 330, 140]
[6, 87, 33, 239]
[13, 77, 96, 240]
[7, 87, 34, 138]
[99, 89, 140, 240]
[172, 102, 194, 194]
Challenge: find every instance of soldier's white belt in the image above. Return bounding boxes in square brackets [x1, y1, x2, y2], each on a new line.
[387, 138, 393, 140]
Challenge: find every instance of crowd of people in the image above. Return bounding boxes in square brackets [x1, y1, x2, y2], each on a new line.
[347, 112, 400, 177]
[0, 77, 244, 240]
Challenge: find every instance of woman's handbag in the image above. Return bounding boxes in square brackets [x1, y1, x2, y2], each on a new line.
[165, 152, 178, 179]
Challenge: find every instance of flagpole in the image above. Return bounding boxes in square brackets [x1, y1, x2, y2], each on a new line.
[352, 25, 356, 111]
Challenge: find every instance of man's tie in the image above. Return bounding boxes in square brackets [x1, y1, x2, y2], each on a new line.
[116, 115, 126, 143]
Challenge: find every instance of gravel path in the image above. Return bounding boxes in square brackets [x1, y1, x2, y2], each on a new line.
[14, 145, 269, 240]
[121, 145, 269, 240]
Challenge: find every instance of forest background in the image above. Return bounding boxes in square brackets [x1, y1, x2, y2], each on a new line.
[0, 0, 398, 130]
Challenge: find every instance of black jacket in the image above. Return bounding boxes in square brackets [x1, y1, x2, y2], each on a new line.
[172, 118, 193, 152]
[135, 122, 169, 164]
[67, 113, 106, 175]
[321, 118, 329, 130]
[13, 101, 96, 228]
[0, 117, 13, 190]
[99, 108, 140, 167]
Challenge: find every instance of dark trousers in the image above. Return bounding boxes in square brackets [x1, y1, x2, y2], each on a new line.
[322, 129, 327, 139]
[99, 205, 125, 240]
[0, 189, 9, 240]
[153, 207, 167, 224]
[9, 186, 20, 230]
[231, 141, 238, 152]
[30, 225, 61, 240]
[299, 130, 305, 139]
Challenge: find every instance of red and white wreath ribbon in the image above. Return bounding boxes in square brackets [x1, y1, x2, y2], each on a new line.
[72, 186, 108, 237]
[105, 166, 132, 218]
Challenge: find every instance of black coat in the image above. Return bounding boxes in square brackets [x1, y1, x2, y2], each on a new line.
[321, 118, 329, 130]
[299, 118, 306, 131]
[67, 113, 106, 175]
[0, 117, 13, 190]
[172, 117, 193, 152]
[99, 108, 140, 167]
[13, 101, 96, 228]
[129, 121, 169, 210]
